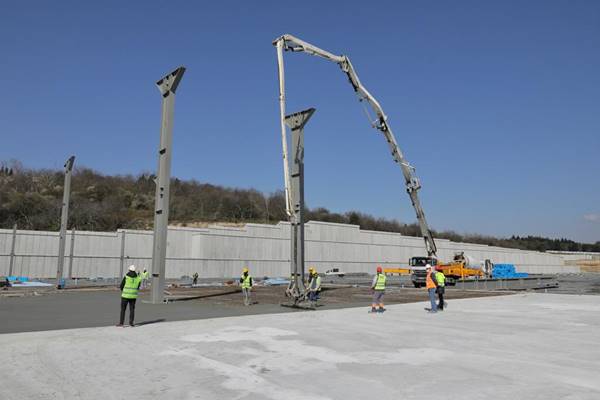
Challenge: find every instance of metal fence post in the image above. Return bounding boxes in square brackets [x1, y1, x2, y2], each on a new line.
[119, 231, 126, 278]
[8, 224, 17, 277]
[68, 230, 76, 279]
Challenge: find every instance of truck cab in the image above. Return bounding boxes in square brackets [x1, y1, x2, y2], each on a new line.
[409, 256, 438, 288]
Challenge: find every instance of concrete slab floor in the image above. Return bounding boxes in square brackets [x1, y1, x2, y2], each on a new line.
[0, 293, 598, 400]
[0, 286, 504, 334]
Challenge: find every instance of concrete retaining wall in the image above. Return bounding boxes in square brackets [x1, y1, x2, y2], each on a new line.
[547, 251, 600, 262]
[0, 221, 576, 279]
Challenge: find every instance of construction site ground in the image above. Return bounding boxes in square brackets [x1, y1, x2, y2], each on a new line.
[1, 293, 599, 399]
[2, 272, 599, 334]
[0, 284, 506, 334]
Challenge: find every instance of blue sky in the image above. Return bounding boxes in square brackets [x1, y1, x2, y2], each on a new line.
[1, 0, 599, 243]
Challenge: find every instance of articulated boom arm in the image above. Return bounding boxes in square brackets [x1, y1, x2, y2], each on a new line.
[274, 34, 437, 257]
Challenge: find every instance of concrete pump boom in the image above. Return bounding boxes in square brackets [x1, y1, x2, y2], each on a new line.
[274, 33, 438, 258]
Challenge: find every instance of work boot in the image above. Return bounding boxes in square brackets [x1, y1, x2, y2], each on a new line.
[370, 307, 377, 313]
[378, 307, 386, 313]
[115, 324, 124, 328]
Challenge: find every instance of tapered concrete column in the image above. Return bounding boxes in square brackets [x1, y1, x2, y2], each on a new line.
[285, 108, 315, 298]
[150, 66, 185, 304]
[56, 156, 75, 288]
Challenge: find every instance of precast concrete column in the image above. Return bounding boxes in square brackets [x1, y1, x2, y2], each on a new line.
[285, 108, 315, 296]
[56, 156, 75, 288]
[151, 66, 185, 304]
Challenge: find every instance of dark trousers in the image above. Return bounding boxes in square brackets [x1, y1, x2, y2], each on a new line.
[437, 287, 445, 310]
[120, 298, 136, 325]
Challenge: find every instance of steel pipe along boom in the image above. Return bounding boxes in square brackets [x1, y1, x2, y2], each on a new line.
[276, 41, 293, 217]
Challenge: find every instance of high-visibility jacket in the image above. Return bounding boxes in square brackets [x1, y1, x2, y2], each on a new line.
[435, 271, 446, 287]
[309, 274, 321, 291]
[121, 275, 142, 299]
[141, 271, 149, 280]
[241, 274, 252, 289]
[426, 271, 437, 289]
[374, 273, 386, 291]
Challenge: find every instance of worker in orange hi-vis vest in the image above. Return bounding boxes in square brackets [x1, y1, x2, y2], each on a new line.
[425, 264, 438, 313]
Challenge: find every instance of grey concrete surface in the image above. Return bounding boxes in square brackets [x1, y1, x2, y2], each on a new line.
[0, 285, 501, 334]
[0, 293, 598, 400]
[552, 273, 600, 294]
[0, 289, 299, 334]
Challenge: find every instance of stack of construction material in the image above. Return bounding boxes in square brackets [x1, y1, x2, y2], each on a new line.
[492, 264, 528, 279]
[7, 276, 29, 283]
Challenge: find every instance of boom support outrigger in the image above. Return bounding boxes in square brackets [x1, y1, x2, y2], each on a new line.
[274, 34, 438, 259]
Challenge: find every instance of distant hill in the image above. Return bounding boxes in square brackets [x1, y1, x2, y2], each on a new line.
[1, 160, 599, 253]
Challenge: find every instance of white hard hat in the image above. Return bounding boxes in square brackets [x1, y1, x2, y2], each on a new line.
[425, 264, 431, 269]
[128, 265, 136, 272]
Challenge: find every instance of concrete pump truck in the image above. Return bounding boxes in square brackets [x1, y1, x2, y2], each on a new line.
[273, 34, 440, 299]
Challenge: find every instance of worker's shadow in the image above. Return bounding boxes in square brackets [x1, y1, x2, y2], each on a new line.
[135, 318, 166, 327]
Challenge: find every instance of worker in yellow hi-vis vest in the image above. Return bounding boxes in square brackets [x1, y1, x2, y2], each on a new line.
[140, 268, 149, 289]
[240, 267, 253, 306]
[435, 269, 447, 311]
[307, 267, 322, 307]
[370, 266, 386, 313]
[117, 265, 142, 327]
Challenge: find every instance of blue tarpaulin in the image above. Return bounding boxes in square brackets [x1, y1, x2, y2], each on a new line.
[492, 264, 528, 279]
[7, 276, 29, 282]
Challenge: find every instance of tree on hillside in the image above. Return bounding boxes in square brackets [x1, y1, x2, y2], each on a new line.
[1, 161, 598, 252]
